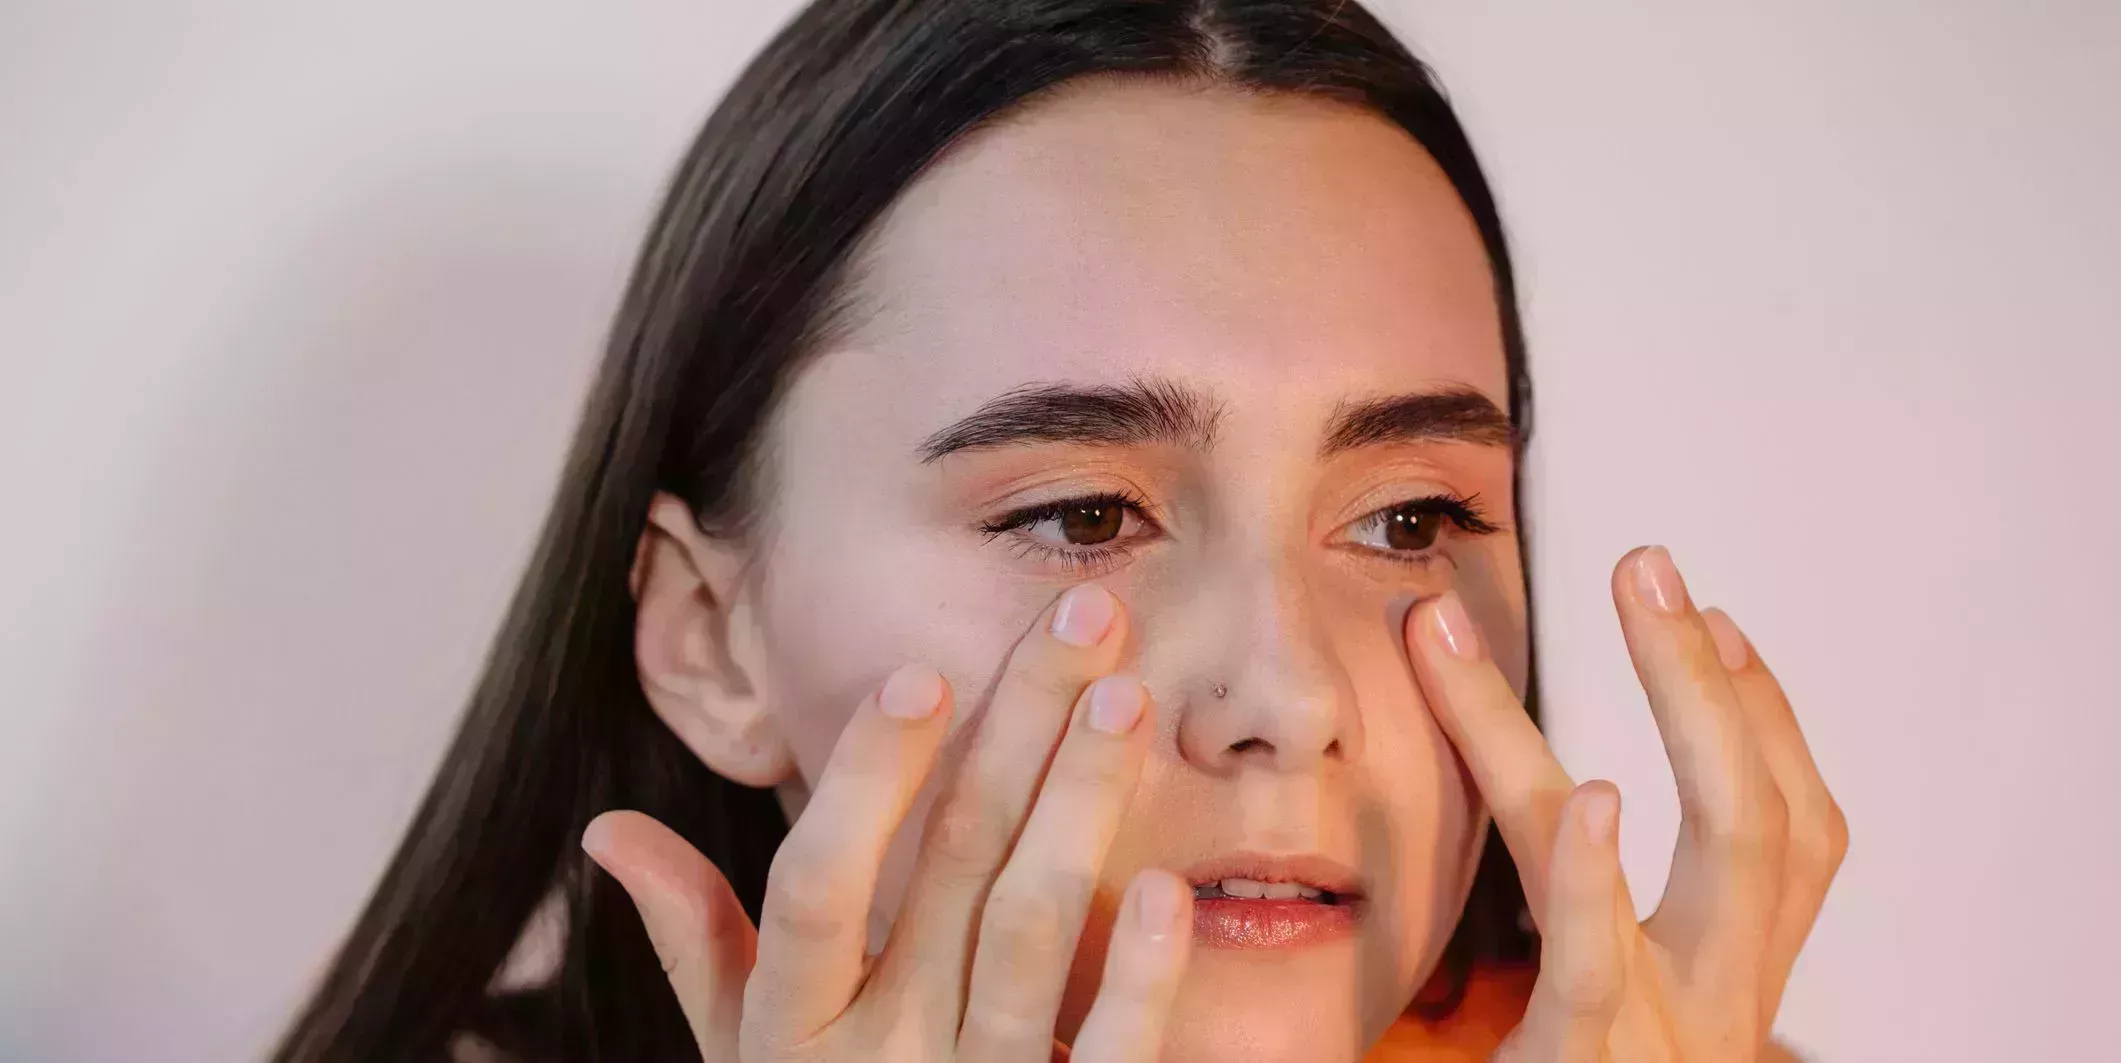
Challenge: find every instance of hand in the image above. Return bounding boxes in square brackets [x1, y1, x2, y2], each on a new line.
[1405, 547, 1847, 1062]
[582, 582, 1192, 1062]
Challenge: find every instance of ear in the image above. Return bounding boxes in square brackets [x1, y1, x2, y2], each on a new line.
[631, 491, 793, 787]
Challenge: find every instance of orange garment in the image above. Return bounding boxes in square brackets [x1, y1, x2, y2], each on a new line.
[1364, 962, 1538, 1062]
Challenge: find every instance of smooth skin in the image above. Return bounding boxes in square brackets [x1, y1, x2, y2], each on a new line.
[586, 79, 1844, 1061]
[586, 549, 1844, 1061]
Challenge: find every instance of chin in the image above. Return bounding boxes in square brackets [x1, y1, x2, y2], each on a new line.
[1154, 942, 1383, 1063]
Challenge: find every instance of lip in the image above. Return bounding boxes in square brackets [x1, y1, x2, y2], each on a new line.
[1175, 851, 1365, 950]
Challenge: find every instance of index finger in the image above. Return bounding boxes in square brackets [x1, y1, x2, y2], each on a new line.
[743, 662, 955, 1049]
[1404, 588, 1577, 917]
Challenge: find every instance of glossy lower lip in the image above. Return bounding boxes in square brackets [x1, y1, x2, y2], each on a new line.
[1191, 896, 1361, 949]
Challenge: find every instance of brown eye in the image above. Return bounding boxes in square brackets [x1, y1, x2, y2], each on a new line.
[1383, 506, 1446, 551]
[1058, 501, 1126, 545]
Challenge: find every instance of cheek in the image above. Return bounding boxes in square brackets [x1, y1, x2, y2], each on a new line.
[759, 528, 1042, 780]
[756, 531, 1058, 943]
[1365, 676, 1485, 978]
[1455, 539, 1529, 694]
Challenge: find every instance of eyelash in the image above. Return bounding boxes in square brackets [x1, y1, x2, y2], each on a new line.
[977, 489, 1500, 577]
[979, 489, 1154, 578]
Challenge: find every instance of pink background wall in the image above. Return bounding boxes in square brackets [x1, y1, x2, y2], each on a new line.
[3, 3, 2115, 1060]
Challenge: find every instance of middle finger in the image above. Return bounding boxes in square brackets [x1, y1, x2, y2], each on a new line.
[1404, 588, 1578, 917]
[873, 582, 1132, 1011]
[956, 674, 1155, 1060]
[1614, 548, 1784, 981]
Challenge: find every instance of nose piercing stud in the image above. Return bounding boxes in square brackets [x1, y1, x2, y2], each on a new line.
[1211, 681, 1228, 699]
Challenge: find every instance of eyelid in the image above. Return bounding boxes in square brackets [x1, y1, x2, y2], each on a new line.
[979, 487, 1161, 536]
[1333, 491, 1500, 560]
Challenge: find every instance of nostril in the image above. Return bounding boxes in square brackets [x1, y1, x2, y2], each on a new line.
[1229, 737, 1269, 755]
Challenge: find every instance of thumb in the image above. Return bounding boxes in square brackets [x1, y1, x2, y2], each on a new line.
[583, 809, 756, 1056]
[1495, 782, 1629, 1063]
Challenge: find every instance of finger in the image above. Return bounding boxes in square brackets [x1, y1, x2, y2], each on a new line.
[1702, 608, 1849, 1024]
[1615, 548, 1784, 986]
[582, 810, 757, 1058]
[876, 582, 1130, 1008]
[1066, 870, 1193, 1063]
[743, 661, 953, 1050]
[957, 675, 1155, 1060]
[1494, 783, 1629, 1063]
[1404, 588, 1578, 916]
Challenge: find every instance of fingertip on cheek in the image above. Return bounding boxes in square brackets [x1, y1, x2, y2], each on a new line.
[1410, 591, 1483, 662]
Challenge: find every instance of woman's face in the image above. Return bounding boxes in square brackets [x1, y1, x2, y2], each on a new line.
[731, 80, 1525, 1059]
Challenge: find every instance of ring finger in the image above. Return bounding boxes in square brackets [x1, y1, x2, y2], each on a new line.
[956, 674, 1155, 1060]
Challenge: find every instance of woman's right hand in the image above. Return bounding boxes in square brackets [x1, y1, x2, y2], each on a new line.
[582, 582, 1192, 1062]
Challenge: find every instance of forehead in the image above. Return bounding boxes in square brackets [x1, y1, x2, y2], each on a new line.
[819, 78, 1506, 437]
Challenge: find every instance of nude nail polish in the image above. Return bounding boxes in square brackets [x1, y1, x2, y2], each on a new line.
[1087, 676, 1145, 734]
[879, 663, 945, 719]
[1703, 608, 1750, 671]
[1051, 583, 1116, 647]
[1633, 546, 1690, 615]
[1428, 591, 1484, 661]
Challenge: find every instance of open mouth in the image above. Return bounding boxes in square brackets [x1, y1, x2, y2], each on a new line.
[1190, 878, 1348, 905]
[1178, 854, 1366, 949]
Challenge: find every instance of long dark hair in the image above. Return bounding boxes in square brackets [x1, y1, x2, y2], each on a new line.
[274, 2, 1537, 1059]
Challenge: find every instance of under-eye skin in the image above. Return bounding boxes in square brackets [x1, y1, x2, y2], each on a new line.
[977, 488, 1501, 578]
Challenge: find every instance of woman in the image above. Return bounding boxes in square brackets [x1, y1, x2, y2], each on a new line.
[276, 1, 1845, 1060]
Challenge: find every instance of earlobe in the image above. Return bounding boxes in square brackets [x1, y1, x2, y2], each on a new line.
[632, 492, 794, 787]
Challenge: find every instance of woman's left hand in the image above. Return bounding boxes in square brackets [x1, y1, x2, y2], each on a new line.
[1405, 546, 1848, 1063]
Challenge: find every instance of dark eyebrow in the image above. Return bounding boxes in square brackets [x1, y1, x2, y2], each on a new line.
[915, 376, 1515, 464]
[1319, 386, 1516, 457]
[916, 377, 1223, 463]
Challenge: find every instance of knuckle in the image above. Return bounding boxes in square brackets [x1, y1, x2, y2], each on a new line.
[1758, 785, 1791, 840]
[1781, 804, 1842, 881]
[1010, 659, 1093, 709]
[1550, 964, 1622, 1020]
[923, 799, 1013, 884]
[982, 876, 1087, 965]
[1696, 789, 1785, 859]
[1045, 745, 1131, 794]
[1825, 798, 1851, 855]
[959, 1004, 1049, 1045]
[762, 849, 850, 942]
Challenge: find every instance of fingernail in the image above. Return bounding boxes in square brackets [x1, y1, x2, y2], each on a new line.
[1050, 583, 1117, 647]
[1702, 607, 1750, 672]
[1427, 590, 1484, 661]
[580, 817, 613, 859]
[879, 662, 945, 719]
[1632, 546, 1690, 615]
[1136, 871, 1183, 940]
[1087, 675, 1145, 734]
[1581, 785, 1620, 845]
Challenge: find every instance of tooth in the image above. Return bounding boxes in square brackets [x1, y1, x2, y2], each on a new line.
[1261, 882, 1302, 899]
[1296, 885, 1323, 900]
[1219, 877, 1266, 899]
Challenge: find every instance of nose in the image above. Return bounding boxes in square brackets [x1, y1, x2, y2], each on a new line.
[1174, 569, 1362, 774]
